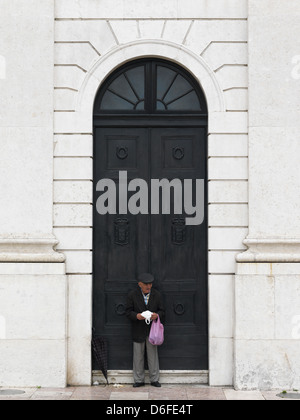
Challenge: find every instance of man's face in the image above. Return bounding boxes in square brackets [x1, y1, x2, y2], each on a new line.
[138, 282, 153, 295]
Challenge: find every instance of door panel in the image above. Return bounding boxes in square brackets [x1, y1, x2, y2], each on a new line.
[93, 127, 149, 369]
[150, 128, 208, 370]
[93, 125, 208, 370]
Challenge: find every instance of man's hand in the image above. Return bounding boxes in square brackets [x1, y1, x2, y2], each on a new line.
[151, 313, 158, 321]
[137, 313, 145, 321]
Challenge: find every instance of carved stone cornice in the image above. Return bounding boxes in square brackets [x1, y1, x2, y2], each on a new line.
[237, 238, 300, 263]
[0, 237, 65, 263]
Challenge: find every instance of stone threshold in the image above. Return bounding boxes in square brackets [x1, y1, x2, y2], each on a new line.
[93, 370, 209, 385]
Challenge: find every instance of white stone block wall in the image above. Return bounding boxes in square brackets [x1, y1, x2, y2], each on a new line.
[0, 0, 59, 250]
[0, 264, 67, 388]
[53, 0, 249, 386]
[0, 0, 298, 390]
[235, 263, 300, 390]
[0, 0, 67, 388]
[233, 0, 300, 390]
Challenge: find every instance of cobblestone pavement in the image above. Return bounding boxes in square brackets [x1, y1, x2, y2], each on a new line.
[0, 385, 299, 400]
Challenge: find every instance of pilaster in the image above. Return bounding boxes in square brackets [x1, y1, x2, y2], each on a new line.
[234, 0, 300, 390]
[0, 0, 67, 387]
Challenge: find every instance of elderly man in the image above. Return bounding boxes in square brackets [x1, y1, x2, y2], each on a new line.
[126, 273, 165, 388]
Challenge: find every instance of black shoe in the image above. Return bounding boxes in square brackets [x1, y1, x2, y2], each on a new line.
[133, 382, 145, 388]
[151, 382, 161, 388]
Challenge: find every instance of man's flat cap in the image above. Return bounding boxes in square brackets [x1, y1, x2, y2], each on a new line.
[138, 273, 154, 284]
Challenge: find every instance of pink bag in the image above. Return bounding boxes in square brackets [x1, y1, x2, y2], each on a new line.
[149, 315, 164, 346]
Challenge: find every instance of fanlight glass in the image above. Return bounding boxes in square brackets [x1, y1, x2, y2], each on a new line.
[101, 66, 145, 111]
[99, 62, 203, 113]
[156, 66, 201, 111]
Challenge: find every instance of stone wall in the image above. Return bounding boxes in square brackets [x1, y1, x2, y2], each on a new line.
[53, 0, 248, 386]
[234, 0, 300, 390]
[1, 0, 299, 390]
[0, 0, 67, 388]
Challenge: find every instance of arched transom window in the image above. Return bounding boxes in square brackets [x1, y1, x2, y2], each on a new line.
[94, 59, 207, 115]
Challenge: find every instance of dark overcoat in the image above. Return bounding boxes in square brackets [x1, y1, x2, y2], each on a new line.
[126, 288, 165, 343]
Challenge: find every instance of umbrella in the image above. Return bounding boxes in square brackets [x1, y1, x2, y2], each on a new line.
[92, 336, 109, 385]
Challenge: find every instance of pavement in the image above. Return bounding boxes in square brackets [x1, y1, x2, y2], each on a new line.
[0, 385, 299, 400]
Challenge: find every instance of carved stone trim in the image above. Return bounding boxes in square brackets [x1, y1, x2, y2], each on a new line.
[0, 237, 66, 263]
[237, 238, 300, 263]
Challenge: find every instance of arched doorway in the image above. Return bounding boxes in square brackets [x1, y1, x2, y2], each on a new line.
[93, 58, 208, 375]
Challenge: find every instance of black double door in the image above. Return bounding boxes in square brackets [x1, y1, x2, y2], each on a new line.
[93, 123, 208, 371]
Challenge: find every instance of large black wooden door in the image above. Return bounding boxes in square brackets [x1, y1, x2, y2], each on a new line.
[150, 127, 208, 370]
[93, 127, 150, 370]
[93, 58, 208, 372]
[93, 125, 208, 370]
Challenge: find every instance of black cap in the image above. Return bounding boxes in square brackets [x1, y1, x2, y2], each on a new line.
[138, 273, 154, 284]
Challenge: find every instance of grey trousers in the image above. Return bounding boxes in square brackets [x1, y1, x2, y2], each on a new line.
[133, 339, 160, 383]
